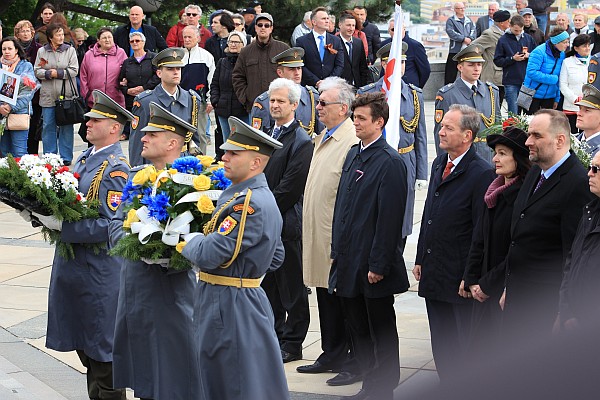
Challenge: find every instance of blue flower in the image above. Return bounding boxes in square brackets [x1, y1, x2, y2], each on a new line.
[145, 191, 171, 222]
[171, 156, 203, 174]
[121, 180, 142, 204]
[211, 168, 231, 190]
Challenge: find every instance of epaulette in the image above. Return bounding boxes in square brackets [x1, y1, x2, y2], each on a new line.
[256, 92, 268, 102]
[119, 157, 131, 168]
[107, 153, 121, 167]
[305, 85, 319, 95]
[486, 81, 499, 90]
[129, 164, 147, 173]
[408, 83, 423, 93]
[358, 82, 376, 94]
[438, 83, 453, 93]
[135, 90, 153, 102]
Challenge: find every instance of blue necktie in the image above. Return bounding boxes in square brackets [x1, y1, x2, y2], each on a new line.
[318, 35, 325, 61]
[346, 41, 352, 59]
[272, 126, 281, 140]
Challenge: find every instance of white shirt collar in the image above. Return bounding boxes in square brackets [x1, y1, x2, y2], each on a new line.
[583, 131, 600, 142]
[447, 148, 469, 169]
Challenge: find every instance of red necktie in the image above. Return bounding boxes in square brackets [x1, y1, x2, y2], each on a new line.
[442, 161, 454, 180]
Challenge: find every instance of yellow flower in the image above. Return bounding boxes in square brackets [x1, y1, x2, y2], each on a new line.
[197, 155, 215, 168]
[132, 165, 157, 185]
[148, 171, 158, 183]
[193, 174, 211, 191]
[176, 241, 187, 253]
[168, 168, 178, 175]
[123, 209, 140, 229]
[196, 195, 215, 214]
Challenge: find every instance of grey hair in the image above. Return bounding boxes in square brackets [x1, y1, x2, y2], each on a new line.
[388, 18, 394, 27]
[228, 30, 247, 47]
[232, 13, 244, 22]
[183, 24, 200, 37]
[268, 78, 301, 104]
[318, 77, 356, 117]
[449, 104, 480, 140]
[303, 11, 312, 22]
[129, 31, 146, 42]
[185, 4, 202, 15]
[489, 2, 499, 7]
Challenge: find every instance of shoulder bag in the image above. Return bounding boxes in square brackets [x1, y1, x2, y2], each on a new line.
[55, 71, 86, 126]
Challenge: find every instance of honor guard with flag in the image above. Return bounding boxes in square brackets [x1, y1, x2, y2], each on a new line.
[433, 44, 500, 165]
[250, 47, 324, 136]
[179, 117, 290, 400]
[32, 90, 133, 400]
[129, 47, 201, 167]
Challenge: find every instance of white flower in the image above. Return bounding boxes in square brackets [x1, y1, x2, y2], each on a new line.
[55, 171, 79, 192]
[0, 158, 8, 169]
[27, 165, 53, 189]
[41, 153, 63, 170]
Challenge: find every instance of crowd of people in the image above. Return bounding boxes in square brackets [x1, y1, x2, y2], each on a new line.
[1, 1, 600, 400]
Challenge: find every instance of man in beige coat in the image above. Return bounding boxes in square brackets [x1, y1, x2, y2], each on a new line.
[297, 77, 361, 386]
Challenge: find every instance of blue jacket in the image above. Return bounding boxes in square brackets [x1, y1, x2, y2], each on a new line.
[1, 59, 37, 114]
[494, 32, 538, 86]
[523, 41, 565, 102]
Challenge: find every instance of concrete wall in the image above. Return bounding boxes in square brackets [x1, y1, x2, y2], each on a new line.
[422, 61, 446, 101]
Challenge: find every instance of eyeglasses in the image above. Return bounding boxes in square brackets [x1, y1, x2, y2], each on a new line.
[228, 41, 243, 45]
[317, 100, 342, 107]
[590, 164, 599, 174]
[129, 39, 142, 43]
[234, 22, 243, 26]
[186, 13, 198, 17]
[256, 23, 271, 28]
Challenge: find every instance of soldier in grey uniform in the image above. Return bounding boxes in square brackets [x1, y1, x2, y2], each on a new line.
[433, 44, 500, 165]
[575, 84, 600, 156]
[109, 102, 201, 400]
[358, 42, 428, 243]
[129, 48, 200, 167]
[31, 90, 133, 400]
[588, 52, 600, 91]
[249, 47, 324, 136]
[181, 117, 290, 400]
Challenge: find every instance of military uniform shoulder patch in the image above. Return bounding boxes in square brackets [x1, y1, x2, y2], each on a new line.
[408, 83, 423, 92]
[435, 95, 444, 102]
[131, 115, 140, 130]
[233, 204, 255, 214]
[252, 117, 262, 129]
[107, 190, 123, 211]
[435, 109, 444, 124]
[589, 72, 597, 84]
[486, 81, 499, 90]
[218, 215, 238, 236]
[253, 101, 264, 110]
[132, 100, 141, 108]
[438, 83, 453, 93]
[591, 58, 599, 66]
[110, 170, 129, 180]
[358, 82, 376, 94]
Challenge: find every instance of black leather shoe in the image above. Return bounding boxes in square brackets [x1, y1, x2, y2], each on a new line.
[327, 371, 362, 386]
[296, 361, 332, 373]
[342, 389, 369, 400]
[281, 350, 302, 363]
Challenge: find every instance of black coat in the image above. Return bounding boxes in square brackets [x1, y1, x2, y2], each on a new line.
[204, 35, 228, 63]
[504, 153, 593, 332]
[263, 120, 313, 241]
[416, 146, 495, 304]
[211, 54, 247, 119]
[119, 52, 160, 110]
[330, 137, 410, 298]
[340, 37, 370, 88]
[361, 20, 381, 64]
[113, 23, 167, 56]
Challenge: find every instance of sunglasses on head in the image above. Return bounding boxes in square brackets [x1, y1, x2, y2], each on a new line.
[590, 164, 599, 174]
[186, 13, 198, 17]
[256, 23, 271, 28]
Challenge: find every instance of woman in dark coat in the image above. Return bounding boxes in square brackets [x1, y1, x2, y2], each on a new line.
[210, 31, 248, 140]
[464, 126, 531, 355]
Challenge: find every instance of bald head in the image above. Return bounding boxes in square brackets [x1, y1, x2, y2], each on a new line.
[129, 6, 145, 28]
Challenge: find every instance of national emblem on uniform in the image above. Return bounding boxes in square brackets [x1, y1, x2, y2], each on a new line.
[588, 54, 600, 90]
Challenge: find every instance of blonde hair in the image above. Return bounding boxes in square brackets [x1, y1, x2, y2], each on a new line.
[13, 20, 35, 38]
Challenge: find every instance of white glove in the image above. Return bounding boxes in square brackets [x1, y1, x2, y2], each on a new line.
[415, 179, 428, 191]
[32, 212, 63, 231]
[141, 257, 170, 268]
[183, 232, 203, 242]
[16, 209, 32, 222]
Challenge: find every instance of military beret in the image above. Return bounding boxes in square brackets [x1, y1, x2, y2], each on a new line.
[493, 10, 511, 22]
[221, 116, 282, 156]
[85, 90, 134, 125]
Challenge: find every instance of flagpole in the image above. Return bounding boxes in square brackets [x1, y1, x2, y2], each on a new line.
[383, 0, 405, 149]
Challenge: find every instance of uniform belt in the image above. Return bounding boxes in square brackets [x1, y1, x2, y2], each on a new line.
[199, 271, 261, 288]
[473, 137, 487, 143]
[398, 144, 414, 154]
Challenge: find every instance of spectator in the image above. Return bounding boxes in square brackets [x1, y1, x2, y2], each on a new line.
[520, 8, 545, 45]
[36, 13, 74, 47]
[72, 28, 94, 68]
[328, 14, 338, 35]
[80, 28, 127, 110]
[205, 12, 234, 62]
[291, 11, 312, 46]
[14, 20, 43, 154]
[34, 23, 78, 165]
[248, 0, 263, 14]
[166, 9, 187, 48]
[560, 34, 591, 133]
[231, 13, 252, 44]
[555, 12, 573, 35]
[185, 4, 212, 49]
[514, 0, 538, 28]
[232, 13, 289, 113]
[34, 2, 55, 42]
[241, 8, 256, 37]
[574, 84, 600, 156]
[589, 17, 600, 54]
[570, 14, 590, 46]
[0, 37, 36, 158]
[353, 5, 381, 64]
[382, 21, 430, 88]
[211, 31, 248, 141]
[113, 5, 167, 57]
[473, 10, 511, 106]
[522, 28, 568, 114]
[295, 7, 344, 88]
[337, 12, 369, 89]
[339, 10, 369, 58]
[476, 2, 499, 38]
[494, 15, 537, 115]
[528, 0, 555, 35]
[445, 2, 477, 84]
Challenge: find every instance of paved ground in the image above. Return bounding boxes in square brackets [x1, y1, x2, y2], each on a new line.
[0, 102, 441, 400]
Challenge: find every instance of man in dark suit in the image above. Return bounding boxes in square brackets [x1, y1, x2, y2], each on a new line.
[476, 2, 499, 37]
[338, 13, 370, 89]
[296, 6, 344, 88]
[503, 109, 594, 340]
[113, 5, 167, 57]
[414, 104, 495, 383]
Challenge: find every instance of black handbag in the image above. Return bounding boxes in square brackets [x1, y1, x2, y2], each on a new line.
[54, 71, 86, 126]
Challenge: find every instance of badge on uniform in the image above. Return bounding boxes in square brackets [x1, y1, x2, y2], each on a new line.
[132, 115, 140, 130]
[589, 72, 597, 84]
[133, 100, 141, 108]
[218, 216, 237, 236]
[233, 204, 255, 214]
[435, 95, 444, 102]
[591, 59, 598, 66]
[110, 171, 129, 180]
[107, 190, 123, 211]
[253, 102, 263, 110]
[435, 110, 444, 124]
[252, 118, 262, 130]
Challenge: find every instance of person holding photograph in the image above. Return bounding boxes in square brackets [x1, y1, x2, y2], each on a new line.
[0, 36, 37, 158]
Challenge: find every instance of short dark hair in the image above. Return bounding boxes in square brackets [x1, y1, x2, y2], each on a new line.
[339, 12, 357, 25]
[510, 15, 525, 27]
[567, 33, 592, 57]
[96, 27, 113, 40]
[351, 92, 389, 126]
[216, 12, 235, 33]
[353, 5, 366, 11]
[45, 23, 63, 40]
[311, 6, 328, 21]
[41, 2, 56, 14]
[0, 37, 26, 60]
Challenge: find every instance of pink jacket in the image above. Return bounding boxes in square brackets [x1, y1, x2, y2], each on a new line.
[80, 43, 127, 108]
